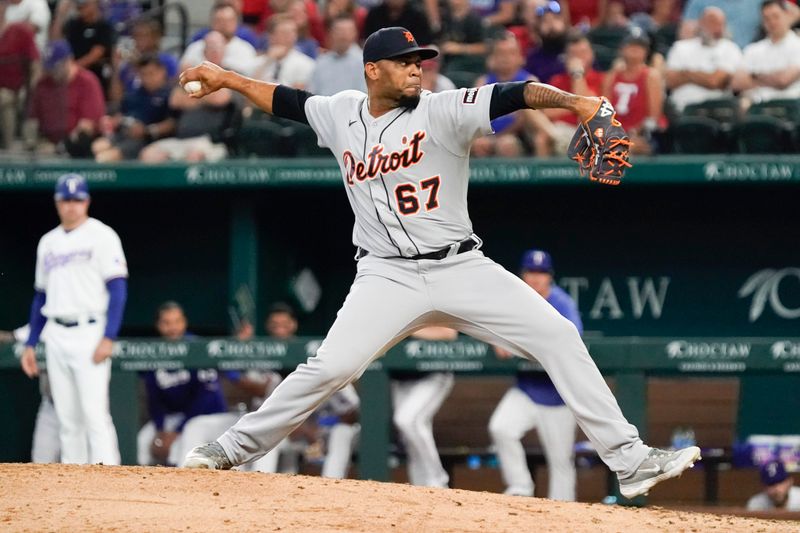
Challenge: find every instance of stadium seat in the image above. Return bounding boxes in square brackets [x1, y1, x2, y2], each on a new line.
[444, 70, 480, 89]
[683, 98, 740, 128]
[442, 55, 486, 77]
[236, 113, 295, 157]
[292, 123, 329, 157]
[747, 98, 800, 124]
[735, 114, 794, 153]
[652, 24, 678, 56]
[670, 116, 727, 154]
[588, 27, 628, 70]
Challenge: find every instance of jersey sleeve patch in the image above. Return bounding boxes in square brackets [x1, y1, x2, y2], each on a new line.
[463, 87, 479, 105]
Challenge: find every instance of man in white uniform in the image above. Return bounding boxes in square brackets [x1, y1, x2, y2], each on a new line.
[2, 324, 60, 462]
[747, 460, 800, 511]
[392, 327, 457, 488]
[21, 173, 128, 465]
[180, 26, 700, 500]
[180, 3, 256, 76]
[489, 250, 578, 500]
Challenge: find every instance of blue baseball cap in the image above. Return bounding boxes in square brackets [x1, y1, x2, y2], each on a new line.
[520, 249, 554, 273]
[54, 173, 90, 201]
[363, 27, 438, 64]
[44, 40, 73, 71]
[760, 460, 789, 486]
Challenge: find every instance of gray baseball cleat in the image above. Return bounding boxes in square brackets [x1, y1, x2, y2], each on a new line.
[182, 442, 234, 470]
[617, 446, 702, 499]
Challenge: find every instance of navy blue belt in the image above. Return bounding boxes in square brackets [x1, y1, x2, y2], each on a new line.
[54, 317, 97, 328]
[357, 236, 479, 261]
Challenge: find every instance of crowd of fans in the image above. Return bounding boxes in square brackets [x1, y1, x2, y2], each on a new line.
[2, 0, 800, 159]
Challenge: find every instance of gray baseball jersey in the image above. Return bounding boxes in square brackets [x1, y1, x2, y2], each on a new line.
[305, 86, 495, 257]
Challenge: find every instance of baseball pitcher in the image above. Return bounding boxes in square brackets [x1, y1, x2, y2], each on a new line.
[181, 27, 698, 499]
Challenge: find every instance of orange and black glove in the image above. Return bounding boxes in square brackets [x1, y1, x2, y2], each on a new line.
[568, 97, 632, 186]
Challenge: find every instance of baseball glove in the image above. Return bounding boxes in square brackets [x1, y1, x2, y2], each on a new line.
[567, 97, 632, 186]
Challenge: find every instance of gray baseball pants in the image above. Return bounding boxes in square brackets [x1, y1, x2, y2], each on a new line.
[218, 250, 649, 476]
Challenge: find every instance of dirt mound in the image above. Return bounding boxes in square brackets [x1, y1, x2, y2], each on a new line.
[0, 464, 795, 532]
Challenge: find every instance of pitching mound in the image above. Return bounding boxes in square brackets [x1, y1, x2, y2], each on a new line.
[0, 464, 795, 532]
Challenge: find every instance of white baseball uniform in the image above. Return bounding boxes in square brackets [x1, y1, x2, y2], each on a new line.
[215, 87, 649, 478]
[14, 324, 61, 463]
[489, 284, 581, 500]
[392, 372, 454, 487]
[35, 217, 127, 464]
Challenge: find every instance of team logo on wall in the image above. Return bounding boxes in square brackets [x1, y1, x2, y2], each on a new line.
[738, 268, 800, 321]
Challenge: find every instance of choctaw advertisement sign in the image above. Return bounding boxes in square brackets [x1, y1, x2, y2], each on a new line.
[553, 267, 800, 336]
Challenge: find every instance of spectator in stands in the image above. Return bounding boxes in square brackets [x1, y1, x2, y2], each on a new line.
[191, 0, 263, 50]
[250, 15, 315, 88]
[539, 33, 604, 156]
[105, 0, 142, 30]
[140, 32, 233, 163]
[262, 0, 326, 47]
[0, 6, 40, 149]
[181, 3, 257, 75]
[598, 0, 631, 29]
[118, 18, 178, 91]
[323, 0, 367, 38]
[473, 32, 554, 157]
[437, 0, 487, 68]
[420, 47, 455, 92]
[630, 0, 682, 56]
[525, 0, 569, 84]
[53, 0, 116, 96]
[4, 0, 50, 52]
[665, 7, 741, 113]
[562, 0, 607, 28]
[243, 0, 269, 29]
[363, 0, 432, 45]
[27, 39, 105, 157]
[111, 17, 178, 106]
[680, 0, 765, 49]
[308, 16, 366, 95]
[746, 459, 800, 511]
[137, 301, 231, 466]
[92, 55, 174, 162]
[732, 0, 800, 106]
[602, 34, 664, 154]
[287, 0, 320, 58]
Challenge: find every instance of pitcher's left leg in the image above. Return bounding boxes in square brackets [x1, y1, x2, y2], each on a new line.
[429, 252, 648, 477]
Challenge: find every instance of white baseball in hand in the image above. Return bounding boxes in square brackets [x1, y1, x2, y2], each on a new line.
[183, 81, 203, 94]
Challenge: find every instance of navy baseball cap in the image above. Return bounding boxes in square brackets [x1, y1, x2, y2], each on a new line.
[520, 249, 554, 273]
[760, 460, 789, 486]
[363, 27, 438, 64]
[54, 173, 90, 201]
[44, 40, 73, 71]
